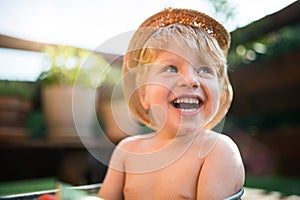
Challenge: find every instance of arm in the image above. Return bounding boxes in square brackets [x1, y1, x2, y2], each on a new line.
[98, 167, 125, 200]
[197, 134, 245, 200]
[98, 142, 127, 200]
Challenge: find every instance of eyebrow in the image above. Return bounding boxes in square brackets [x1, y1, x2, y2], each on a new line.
[155, 52, 183, 63]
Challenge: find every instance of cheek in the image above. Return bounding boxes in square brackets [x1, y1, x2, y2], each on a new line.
[140, 84, 166, 110]
[212, 82, 221, 102]
[212, 83, 221, 114]
[142, 85, 170, 130]
[204, 79, 221, 111]
[146, 85, 168, 103]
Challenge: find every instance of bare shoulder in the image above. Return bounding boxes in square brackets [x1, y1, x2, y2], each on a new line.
[197, 130, 238, 156]
[116, 133, 155, 152]
[209, 130, 241, 156]
[106, 134, 153, 173]
[198, 130, 239, 159]
[205, 130, 244, 175]
[197, 130, 245, 199]
[117, 135, 139, 148]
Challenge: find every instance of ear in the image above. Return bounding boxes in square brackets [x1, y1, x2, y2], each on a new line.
[138, 86, 150, 110]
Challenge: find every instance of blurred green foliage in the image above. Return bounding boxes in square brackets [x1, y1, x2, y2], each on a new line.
[26, 111, 47, 138]
[0, 80, 35, 101]
[208, 0, 236, 23]
[38, 45, 110, 88]
[245, 175, 300, 196]
[228, 22, 300, 67]
[0, 177, 57, 196]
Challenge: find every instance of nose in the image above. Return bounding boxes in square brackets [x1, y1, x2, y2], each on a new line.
[177, 67, 200, 89]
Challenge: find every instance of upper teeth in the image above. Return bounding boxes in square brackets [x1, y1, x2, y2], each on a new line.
[174, 98, 199, 104]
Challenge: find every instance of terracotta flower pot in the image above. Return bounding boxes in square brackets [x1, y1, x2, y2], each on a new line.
[42, 86, 97, 143]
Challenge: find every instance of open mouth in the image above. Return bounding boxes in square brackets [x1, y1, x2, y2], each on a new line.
[171, 96, 202, 113]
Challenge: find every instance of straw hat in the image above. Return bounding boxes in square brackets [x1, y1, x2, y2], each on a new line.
[122, 8, 232, 129]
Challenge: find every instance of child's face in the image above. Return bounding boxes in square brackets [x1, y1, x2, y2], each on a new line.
[139, 44, 220, 133]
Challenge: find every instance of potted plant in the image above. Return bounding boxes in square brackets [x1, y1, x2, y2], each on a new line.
[0, 80, 35, 142]
[38, 45, 110, 143]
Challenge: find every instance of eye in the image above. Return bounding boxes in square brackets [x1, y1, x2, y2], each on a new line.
[164, 65, 178, 73]
[197, 66, 214, 75]
[200, 67, 211, 74]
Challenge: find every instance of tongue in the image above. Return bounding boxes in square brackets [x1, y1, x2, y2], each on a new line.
[173, 102, 198, 109]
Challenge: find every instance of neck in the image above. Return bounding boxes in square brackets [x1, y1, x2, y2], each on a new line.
[154, 125, 205, 144]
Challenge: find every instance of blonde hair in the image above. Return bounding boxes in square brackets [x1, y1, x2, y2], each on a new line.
[123, 23, 233, 129]
[139, 24, 227, 80]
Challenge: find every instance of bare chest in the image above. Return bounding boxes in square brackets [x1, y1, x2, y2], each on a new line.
[123, 151, 203, 199]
